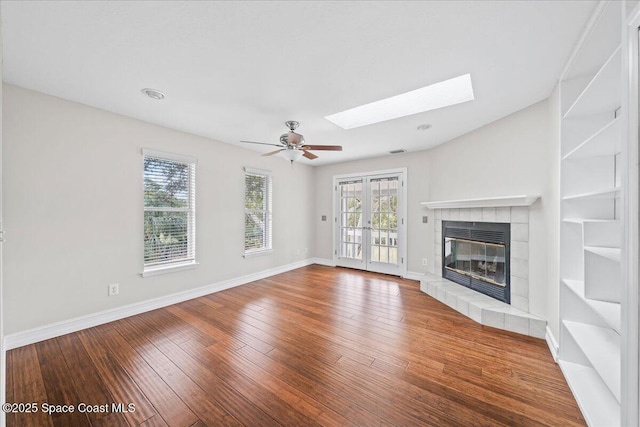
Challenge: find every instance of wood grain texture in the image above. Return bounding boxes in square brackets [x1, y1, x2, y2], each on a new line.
[5, 265, 585, 426]
[5, 349, 16, 427]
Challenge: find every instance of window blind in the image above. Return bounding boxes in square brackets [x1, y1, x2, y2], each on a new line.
[244, 167, 272, 254]
[143, 149, 197, 269]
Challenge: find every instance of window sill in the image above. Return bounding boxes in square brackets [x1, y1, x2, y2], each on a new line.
[141, 261, 198, 278]
[243, 249, 273, 258]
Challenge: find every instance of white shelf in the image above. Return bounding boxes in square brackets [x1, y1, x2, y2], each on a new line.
[421, 195, 540, 209]
[563, 279, 621, 333]
[562, 218, 584, 225]
[584, 246, 621, 262]
[563, 46, 621, 119]
[559, 360, 620, 427]
[563, 320, 621, 402]
[562, 218, 615, 224]
[563, 187, 620, 201]
[562, 117, 620, 160]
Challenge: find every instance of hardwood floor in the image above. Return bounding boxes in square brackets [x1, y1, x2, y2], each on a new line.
[6, 265, 585, 426]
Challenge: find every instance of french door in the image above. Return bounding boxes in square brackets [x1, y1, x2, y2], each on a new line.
[334, 169, 406, 276]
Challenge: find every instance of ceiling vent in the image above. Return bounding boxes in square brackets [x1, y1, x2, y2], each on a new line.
[389, 149, 407, 154]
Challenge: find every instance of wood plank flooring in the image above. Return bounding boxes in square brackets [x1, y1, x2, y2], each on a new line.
[5, 265, 585, 426]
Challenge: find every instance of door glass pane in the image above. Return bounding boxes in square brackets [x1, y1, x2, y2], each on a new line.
[369, 176, 399, 265]
[380, 246, 388, 263]
[338, 180, 363, 260]
[389, 247, 398, 264]
[371, 245, 380, 262]
[381, 213, 389, 229]
[380, 195, 388, 212]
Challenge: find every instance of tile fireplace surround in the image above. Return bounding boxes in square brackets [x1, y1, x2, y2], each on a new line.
[421, 205, 546, 339]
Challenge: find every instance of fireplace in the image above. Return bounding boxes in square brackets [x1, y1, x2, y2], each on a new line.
[442, 221, 510, 303]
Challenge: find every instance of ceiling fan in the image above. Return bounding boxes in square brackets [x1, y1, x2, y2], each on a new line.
[241, 121, 342, 163]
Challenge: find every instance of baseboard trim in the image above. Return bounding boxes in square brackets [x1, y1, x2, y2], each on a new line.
[310, 257, 336, 267]
[545, 326, 559, 362]
[4, 258, 317, 350]
[403, 271, 424, 281]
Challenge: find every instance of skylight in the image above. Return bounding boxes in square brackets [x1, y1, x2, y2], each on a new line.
[325, 74, 474, 129]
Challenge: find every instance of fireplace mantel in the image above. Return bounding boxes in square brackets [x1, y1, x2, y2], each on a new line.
[421, 195, 540, 210]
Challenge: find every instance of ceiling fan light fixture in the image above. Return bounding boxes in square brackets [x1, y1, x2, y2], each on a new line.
[325, 74, 474, 129]
[281, 148, 304, 163]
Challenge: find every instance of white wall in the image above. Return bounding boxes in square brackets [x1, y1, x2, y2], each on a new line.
[0, 2, 5, 421]
[314, 98, 559, 331]
[2, 84, 315, 335]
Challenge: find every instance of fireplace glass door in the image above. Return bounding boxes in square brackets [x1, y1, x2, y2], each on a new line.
[444, 238, 506, 286]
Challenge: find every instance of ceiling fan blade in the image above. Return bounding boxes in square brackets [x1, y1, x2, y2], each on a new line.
[302, 151, 318, 160]
[302, 145, 343, 151]
[241, 140, 284, 148]
[287, 132, 303, 146]
[262, 149, 284, 157]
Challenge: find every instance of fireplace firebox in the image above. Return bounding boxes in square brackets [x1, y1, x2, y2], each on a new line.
[442, 221, 510, 303]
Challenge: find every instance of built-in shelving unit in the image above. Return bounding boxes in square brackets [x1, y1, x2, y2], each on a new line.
[558, 1, 625, 425]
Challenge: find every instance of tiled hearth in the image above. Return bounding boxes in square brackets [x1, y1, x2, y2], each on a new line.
[421, 204, 546, 339]
[420, 274, 546, 338]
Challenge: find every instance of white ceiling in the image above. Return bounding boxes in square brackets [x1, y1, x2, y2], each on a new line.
[1, 1, 597, 166]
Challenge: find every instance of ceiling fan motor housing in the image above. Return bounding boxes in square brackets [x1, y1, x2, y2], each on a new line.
[281, 132, 304, 147]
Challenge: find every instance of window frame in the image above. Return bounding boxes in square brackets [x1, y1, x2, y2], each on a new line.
[142, 149, 197, 277]
[244, 167, 273, 257]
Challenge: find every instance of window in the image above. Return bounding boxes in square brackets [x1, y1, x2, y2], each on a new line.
[143, 149, 196, 275]
[244, 167, 272, 256]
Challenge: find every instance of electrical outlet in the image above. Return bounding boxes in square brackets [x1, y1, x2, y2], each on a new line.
[296, 248, 301, 256]
[305, 248, 309, 254]
[108, 283, 119, 296]
[422, 258, 428, 266]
